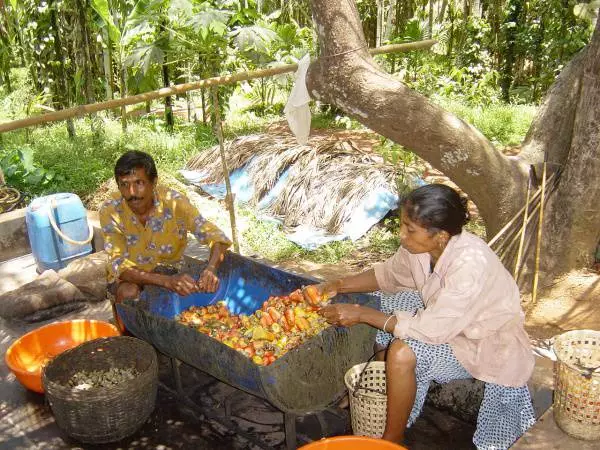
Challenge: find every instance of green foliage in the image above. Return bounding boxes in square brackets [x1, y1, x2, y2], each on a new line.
[0, 147, 61, 192]
[0, 115, 205, 198]
[240, 212, 301, 261]
[240, 209, 355, 264]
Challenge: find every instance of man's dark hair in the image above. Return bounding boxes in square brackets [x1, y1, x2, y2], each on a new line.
[402, 183, 470, 236]
[114, 150, 158, 182]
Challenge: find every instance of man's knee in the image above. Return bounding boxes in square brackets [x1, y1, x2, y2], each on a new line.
[386, 339, 417, 371]
[115, 282, 141, 303]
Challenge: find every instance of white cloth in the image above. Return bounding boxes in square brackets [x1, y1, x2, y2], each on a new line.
[284, 54, 312, 145]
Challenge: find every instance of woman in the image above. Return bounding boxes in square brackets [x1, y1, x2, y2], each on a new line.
[311, 184, 535, 449]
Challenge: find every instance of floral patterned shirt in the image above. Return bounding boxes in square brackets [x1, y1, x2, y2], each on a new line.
[99, 186, 231, 283]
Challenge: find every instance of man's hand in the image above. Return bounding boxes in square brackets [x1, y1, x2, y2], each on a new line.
[319, 303, 364, 327]
[164, 273, 200, 296]
[197, 267, 220, 293]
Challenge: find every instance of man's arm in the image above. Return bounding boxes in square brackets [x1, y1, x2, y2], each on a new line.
[197, 241, 229, 292]
[99, 203, 137, 282]
[119, 267, 199, 296]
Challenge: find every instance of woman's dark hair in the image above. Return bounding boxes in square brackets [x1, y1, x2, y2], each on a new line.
[114, 150, 158, 182]
[401, 184, 470, 236]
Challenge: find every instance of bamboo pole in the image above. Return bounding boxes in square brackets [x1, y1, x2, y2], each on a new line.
[531, 161, 548, 304]
[211, 86, 240, 254]
[487, 173, 554, 248]
[0, 40, 437, 133]
[513, 168, 533, 279]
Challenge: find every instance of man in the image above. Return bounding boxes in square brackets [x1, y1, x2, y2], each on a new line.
[100, 150, 232, 332]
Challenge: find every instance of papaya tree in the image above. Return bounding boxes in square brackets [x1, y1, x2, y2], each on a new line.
[306, 0, 599, 282]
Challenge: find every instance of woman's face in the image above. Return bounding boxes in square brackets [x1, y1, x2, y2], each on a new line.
[399, 209, 441, 255]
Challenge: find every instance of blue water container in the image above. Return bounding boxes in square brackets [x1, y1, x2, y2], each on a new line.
[26, 193, 93, 272]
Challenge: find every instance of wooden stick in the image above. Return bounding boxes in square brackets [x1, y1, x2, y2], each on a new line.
[0, 40, 437, 134]
[211, 87, 240, 254]
[487, 172, 555, 248]
[498, 202, 540, 263]
[531, 161, 548, 304]
[513, 169, 533, 279]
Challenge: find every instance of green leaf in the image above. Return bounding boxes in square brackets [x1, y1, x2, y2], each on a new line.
[122, 22, 153, 47]
[169, 0, 193, 20]
[90, 0, 121, 43]
[24, 169, 45, 186]
[125, 44, 164, 75]
[187, 6, 229, 35]
[18, 148, 35, 172]
[574, 2, 599, 20]
[231, 25, 279, 54]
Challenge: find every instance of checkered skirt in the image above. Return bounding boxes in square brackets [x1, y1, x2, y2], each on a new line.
[374, 290, 535, 450]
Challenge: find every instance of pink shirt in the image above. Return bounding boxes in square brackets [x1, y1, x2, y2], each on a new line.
[373, 231, 534, 387]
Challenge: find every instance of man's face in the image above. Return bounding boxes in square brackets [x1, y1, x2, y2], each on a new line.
[117, 167, 156, 215]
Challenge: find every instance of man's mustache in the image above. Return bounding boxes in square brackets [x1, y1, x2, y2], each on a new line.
[126, 196, 142, 202]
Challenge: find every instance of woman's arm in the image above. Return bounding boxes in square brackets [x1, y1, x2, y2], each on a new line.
[320, 303, 398, 332]
[334, 268, 380, 294]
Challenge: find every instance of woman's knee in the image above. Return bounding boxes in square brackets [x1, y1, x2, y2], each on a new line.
[115, 282, 141, 303]
[386, 339, 417, 371]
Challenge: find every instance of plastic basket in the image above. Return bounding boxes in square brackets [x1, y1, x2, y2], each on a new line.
[344, 361, 387, 437]
[43, 336, 158, 444]
[552, 329, 600, 441]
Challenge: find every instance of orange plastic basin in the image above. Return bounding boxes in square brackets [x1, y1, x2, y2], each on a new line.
[5, 319, 120, 393]
[299, 436, 407, 450]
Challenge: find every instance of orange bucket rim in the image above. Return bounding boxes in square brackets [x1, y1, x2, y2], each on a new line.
[298, 435, 408, 449]
[4, 319, 119, 374]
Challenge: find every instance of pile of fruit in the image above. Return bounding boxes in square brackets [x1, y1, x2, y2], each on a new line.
[176, 287, 329, 366]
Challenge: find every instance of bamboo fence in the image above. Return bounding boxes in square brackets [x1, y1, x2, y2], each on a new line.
[0, 40, 436, 134]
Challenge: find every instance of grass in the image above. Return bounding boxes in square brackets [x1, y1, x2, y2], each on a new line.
[432, 96, 536, 147]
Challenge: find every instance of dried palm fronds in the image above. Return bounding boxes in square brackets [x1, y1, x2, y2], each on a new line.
[185, 132, 412, 234]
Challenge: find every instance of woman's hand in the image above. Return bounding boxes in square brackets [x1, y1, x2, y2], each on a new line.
[197, 267, 220, 293]
[319, 303, 364, 327]
[303, 280, 340, 305]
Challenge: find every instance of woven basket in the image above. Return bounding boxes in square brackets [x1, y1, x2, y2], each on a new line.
[42, 336, 158, 444]
[344, 361, 387, 437]
[552, 329, 600, 441]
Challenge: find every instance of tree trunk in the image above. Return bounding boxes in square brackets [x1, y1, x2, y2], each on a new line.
[49, 0, 75, 138]
[163, 57, 174, 131]
[500, 0, 522, 102]
[76, 0, 95, 105]
[376, 0, 383, 47]
[102, 28, 114, 101]
[542, 17, 600, 275]
[161, 19, 174, 131]
[120, 64, 127, 131]
[307, 0, 600, 282]
[428, 0, 433, 39]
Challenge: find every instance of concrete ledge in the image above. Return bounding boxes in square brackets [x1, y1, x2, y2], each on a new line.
[0, 208, 29, 261]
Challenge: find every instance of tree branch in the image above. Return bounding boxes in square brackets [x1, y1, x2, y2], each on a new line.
[307, 0, 528, 232]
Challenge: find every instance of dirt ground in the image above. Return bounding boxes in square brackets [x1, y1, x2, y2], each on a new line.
[86, 129, 600, 342]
